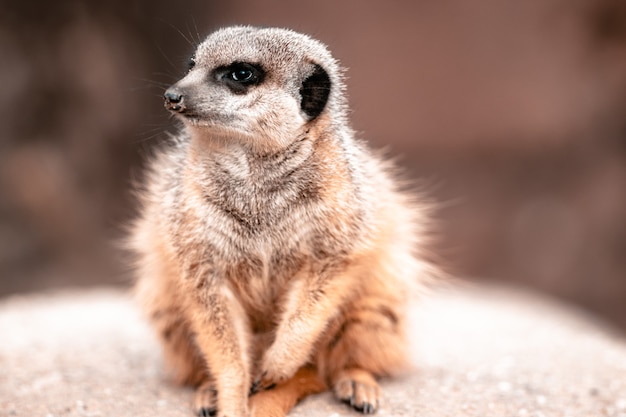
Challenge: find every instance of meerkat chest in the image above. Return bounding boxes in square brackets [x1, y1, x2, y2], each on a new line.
[195, 192, 343, 321]
[171, 146, 361, 317]
[224, 246, 309, 330]
[194, 150, 323, 247]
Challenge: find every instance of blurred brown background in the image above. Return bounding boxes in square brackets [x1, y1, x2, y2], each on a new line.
[1, 1, 625, 329]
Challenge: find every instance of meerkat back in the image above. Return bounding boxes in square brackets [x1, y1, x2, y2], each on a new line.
[130, 26, 434, 417]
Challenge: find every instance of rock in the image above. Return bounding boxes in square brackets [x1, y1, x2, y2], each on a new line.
[1, 284, 625, 417]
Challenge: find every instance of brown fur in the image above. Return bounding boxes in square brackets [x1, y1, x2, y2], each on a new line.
[130, 26, 435, 417]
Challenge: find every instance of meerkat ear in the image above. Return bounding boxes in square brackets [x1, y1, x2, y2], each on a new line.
[300, 64, 331, 120]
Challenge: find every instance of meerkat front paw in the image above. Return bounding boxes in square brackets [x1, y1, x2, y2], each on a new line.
[249, 372, 276, 395]
[250, 367, 286, 394]
[251, 349, 300, 393]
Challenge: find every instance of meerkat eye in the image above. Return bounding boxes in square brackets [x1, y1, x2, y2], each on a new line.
[215, 62, 265, 93]
[224, 63, 262, 85]
[231, 68, 253, 82]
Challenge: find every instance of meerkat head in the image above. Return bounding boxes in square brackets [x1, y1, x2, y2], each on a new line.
[163, 26, 346, 152]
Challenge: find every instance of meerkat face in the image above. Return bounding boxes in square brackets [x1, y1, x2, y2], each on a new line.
[163, 26, 338, 150]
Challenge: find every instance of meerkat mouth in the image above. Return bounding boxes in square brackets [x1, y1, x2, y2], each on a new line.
[181, 114, 236, 129]
[183, 118, 258, 143]
[177, 112, 201, 123]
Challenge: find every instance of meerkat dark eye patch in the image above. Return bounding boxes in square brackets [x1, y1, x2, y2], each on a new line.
[300, 64, 331, 120]
[214, 62, 265, 94]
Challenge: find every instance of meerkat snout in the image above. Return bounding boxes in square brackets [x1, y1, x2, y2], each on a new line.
[164, 89, 185, 113]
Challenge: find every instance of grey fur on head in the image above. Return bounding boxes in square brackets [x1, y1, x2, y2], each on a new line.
[164, 26, 349, 153]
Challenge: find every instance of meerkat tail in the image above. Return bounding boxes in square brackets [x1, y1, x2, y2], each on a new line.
[249, 366, 326, 417]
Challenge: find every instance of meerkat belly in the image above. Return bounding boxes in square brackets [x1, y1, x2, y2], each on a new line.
[224, 245, 308, 332]
[210, 207, 317, 330]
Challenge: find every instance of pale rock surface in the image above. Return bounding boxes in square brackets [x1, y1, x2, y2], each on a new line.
[1, 284, 625, 417]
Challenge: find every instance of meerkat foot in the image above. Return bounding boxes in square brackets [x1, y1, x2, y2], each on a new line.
[193, 380, 218, 417]
[332, 368, 380, 414]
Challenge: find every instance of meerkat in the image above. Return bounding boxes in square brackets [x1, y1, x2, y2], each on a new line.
[130, 26, 435, 417]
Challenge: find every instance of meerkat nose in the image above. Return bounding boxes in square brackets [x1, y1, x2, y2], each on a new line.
[164, 89, 185, 112]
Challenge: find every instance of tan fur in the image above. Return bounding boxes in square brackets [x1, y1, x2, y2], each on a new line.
[129, 26, 436, 417]
[249, 366, 326, 417]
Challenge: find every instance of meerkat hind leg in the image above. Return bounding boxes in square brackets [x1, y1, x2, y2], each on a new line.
[147, 305, 217, 416]
[323, 296, 407, 414]
[159, 317, 217, 416]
